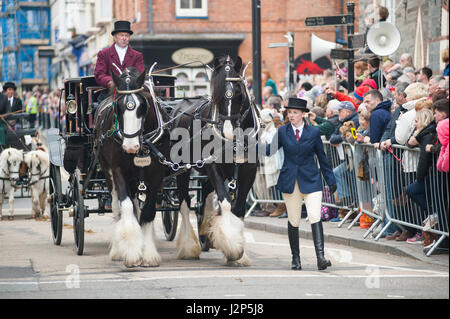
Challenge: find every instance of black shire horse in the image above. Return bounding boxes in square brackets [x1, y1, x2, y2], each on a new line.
[94, 66, 169, 268]
[170, 55, 260, 265]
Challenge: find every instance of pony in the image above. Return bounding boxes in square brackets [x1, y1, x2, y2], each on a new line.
[0, 147, 24, 220]
[170, 55, 260, 265]
[24, 149, 50, 219]
[94, 66, 170, 268]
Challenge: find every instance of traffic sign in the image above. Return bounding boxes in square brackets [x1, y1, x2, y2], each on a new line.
[349, 34, 366, 49]
[305, 15, 352, 27]
[330, 49, 353, 60]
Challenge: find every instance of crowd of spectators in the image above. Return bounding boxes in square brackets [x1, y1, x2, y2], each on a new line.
[0, 84, 63, 132]
[252, 44, 449, 253]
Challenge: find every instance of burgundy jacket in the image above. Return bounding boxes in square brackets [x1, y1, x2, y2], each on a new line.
[94, 44, 145, 88]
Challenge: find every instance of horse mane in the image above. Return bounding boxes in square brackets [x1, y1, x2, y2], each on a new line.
[112, 66, 147, 92]
[0, 147, 23, 164]
[24, 150, 49, 169]
[34, 150, 50, 167]
[210, 56, 247, 111]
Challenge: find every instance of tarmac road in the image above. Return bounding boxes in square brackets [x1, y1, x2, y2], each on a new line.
[0, 198, 448, 300]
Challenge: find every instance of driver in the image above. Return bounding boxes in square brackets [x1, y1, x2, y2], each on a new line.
[94, 20, 145, 100]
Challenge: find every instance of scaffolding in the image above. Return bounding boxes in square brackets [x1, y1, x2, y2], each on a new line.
[0, 0, 52, 89]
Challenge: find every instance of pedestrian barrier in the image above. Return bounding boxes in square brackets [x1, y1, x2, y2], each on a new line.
[375, 144, 448, 256]
[246, 182, 284, 217]
[351, 143, 386, 238]
[246, 139, 449, 257]
[320, 141, 359, 228]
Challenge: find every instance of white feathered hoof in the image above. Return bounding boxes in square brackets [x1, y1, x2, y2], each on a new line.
[140, 222, 161, 267]
[109, 198, 143, 268]
[227, 250, 252, 267]
[176, 201, 201, 260]
[208, 199, 245, 262]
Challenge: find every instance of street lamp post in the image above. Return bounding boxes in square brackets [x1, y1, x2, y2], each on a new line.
[252, 0, 262, 107]
[269, 32, 295, 92]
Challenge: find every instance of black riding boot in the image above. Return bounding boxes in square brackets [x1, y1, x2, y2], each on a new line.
[288, 222, 302, 270]
[311, 221, 332, 270]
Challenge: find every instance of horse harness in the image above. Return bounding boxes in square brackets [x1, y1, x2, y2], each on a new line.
[0, 159, 20, 194]
[28, 161, 49, 190]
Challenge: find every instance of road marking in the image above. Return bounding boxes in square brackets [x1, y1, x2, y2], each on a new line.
[387, 294, 405, 298]
[244, 232, 255, 243]
[0, 273, 447, 287]
[247, 236, 449, 277]
[305, 293, 323, 296]
[224, 294, 246, 297]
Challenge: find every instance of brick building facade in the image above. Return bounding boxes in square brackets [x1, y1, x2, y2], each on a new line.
[114, 0, 359, 95]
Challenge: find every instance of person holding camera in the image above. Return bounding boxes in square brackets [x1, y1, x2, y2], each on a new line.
[305, 106, 336, 139]
[266, 98, 337, 271]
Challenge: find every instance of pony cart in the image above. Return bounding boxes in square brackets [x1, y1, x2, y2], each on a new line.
[1, 113, 49, 221]
[47, 73, 210, 256]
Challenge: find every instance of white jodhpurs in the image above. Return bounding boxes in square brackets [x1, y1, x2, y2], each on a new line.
[282, 181, 322, 227]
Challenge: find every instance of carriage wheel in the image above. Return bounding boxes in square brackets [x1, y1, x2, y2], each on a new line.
[49, 164, 63, 245]
[160, 180, 179, 241]
[162, 208, 179, 241]
[196, 206, 211, 252]
[72, 169, 85, 255]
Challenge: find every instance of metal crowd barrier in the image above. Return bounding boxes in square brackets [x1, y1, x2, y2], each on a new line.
[351, 143, 386, 238]
[246, 139, 449, 257]
[246, 176, 284, 218]
[320, 141, 359, 227]
[375, 144, 448, 256]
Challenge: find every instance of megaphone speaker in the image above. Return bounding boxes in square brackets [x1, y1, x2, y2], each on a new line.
[366, 21, 401, 56]
[311, 33, 336, 62]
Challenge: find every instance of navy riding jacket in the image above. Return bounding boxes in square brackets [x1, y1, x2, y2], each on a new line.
[267, 123, 336, 194]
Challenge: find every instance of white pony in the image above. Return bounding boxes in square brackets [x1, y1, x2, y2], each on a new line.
[0, 147, 24, 220]
[24, 149, 50, 219]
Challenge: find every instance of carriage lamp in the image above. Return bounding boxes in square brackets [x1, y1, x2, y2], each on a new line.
[66, 94, 78, 114]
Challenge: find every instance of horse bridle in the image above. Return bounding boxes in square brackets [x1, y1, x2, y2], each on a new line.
[112, 74, 149, 141]
[109, 64, 165, 145]
[28, 159, 49, 187]
[211, 57, 261, 142]
[1, 159, 20, 181]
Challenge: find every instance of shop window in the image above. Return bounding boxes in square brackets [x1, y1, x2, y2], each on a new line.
[173, 68, 211, 97]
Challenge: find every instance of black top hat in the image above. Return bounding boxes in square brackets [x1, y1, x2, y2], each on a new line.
[285, 97, 308, 112]
[111, 20, 133, 36]
[3, 82, 17, 91]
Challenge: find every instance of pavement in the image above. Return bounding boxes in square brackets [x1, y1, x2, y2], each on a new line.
[244, 214, 449, 267]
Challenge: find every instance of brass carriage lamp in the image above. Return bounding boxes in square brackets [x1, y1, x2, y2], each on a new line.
[66, 94, 78, 115]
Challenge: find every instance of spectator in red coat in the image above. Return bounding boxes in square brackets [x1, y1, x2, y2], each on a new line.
[94, 20, 145, 90]
[325, 84, 371, 111]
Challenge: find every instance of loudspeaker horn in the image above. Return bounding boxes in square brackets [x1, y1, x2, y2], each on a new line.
[366, 21, 401, 56]
[311, 33, 336, 62]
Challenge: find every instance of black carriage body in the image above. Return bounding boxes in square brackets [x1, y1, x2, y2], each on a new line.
[60, 74, 176, 173]
[4, 113, 37, 150]
[48, 72, 213, 254]
[63, 76, 101, 136]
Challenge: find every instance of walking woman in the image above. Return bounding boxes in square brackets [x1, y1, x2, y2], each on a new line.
[266, 98, 337, 270]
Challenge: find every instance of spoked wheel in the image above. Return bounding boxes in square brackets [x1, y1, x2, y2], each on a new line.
[49, 163, 63, 245]
[161, 204, 179, 241]
[161, 180, 179, 241]
[197, 210, 211, 252]
[72, 169, 85, 255]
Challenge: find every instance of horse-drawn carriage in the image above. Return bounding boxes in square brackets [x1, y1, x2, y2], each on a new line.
[1, 111, 50, 220]
[47, 72, 211, 255]
[48, 56, 260, 268]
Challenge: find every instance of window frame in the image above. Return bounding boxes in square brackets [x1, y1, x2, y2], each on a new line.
[175, 0, 208, 18]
